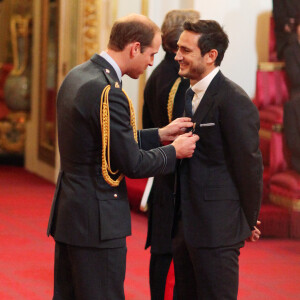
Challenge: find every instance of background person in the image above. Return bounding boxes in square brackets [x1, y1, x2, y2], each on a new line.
[283, 14, 300, 100]
[272, 0, 300, 59]
[284, 97, 300, 173]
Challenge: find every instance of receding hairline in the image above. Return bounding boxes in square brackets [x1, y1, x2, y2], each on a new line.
[115, 13, 160, 31]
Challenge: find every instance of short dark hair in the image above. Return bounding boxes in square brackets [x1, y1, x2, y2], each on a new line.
[108, 16, 160, 53]
[183, 20, 229, 66]
[161, 10, 200, 53]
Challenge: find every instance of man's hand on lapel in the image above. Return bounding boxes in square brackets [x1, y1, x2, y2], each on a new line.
[158, 117, 193, 145]
[172, 132, 199, 159]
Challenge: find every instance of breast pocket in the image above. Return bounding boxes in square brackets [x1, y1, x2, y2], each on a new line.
[194, 122, 220, 151]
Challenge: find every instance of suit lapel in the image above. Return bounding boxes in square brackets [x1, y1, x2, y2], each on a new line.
[192, 71, 223, 124]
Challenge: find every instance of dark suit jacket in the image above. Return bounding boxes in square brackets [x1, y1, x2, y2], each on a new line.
[143, 53, 189, 254]
[176, 71, 263, 248]
[284, 39, 300, 100]
[47, 54, 177, 248]
[273, 0, 300, 59]
[284, 98, 300, 173]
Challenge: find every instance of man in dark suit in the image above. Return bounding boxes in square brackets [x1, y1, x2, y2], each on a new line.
[143, 9, 200, 300]
[284, 97, 300, 173]
[47, 14, 199, 300]
[284, 15, 300, 100]
[172, 20, 263, 299]
[273, 0, 300, 59]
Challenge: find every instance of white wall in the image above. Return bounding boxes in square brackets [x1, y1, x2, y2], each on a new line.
[194, 0, 272, 98]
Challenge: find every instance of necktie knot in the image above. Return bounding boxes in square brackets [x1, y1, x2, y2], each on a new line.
[185, 88, 195, 117]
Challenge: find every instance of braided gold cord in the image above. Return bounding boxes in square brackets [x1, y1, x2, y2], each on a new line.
[100, 85, 137, 187]
[167, 77, 182, 123]
[122, 89, 138, 142]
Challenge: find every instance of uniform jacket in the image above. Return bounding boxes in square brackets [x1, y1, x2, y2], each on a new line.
[176, 71, 263, 248]
[47, 54, 177, 248]
[143, 53, 189, 254]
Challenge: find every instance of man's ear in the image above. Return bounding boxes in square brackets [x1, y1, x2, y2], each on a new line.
[130, 42, 141, 57]
[206, 49, 218, 64]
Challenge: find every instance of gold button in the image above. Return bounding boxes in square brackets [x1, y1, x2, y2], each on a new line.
[105, 69, 110, 73]
[114, 194, 118, 198]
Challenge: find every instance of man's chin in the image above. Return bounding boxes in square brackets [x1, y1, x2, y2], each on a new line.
[178, 69, 187, 77]
[128, 73, 140, 79]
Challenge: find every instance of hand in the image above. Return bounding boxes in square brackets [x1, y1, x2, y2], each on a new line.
[172, 132, 199, 159]
[159, 117, 193, 144]
[247, 220, 261, 242]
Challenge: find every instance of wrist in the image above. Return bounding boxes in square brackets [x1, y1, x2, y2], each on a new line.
[158, 127, 165, 143]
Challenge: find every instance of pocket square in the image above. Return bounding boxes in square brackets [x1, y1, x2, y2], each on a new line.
[199, 123, 215, 127]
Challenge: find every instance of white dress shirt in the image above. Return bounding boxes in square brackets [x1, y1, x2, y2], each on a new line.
[191, 67, 220, 114]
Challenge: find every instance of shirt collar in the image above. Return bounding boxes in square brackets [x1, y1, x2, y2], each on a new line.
[191, 67, 220, 96]
[100, 51, 122, 82]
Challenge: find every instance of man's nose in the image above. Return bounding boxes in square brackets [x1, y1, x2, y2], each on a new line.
[149, 57, 154, 66]
[175, 50, 182, 61]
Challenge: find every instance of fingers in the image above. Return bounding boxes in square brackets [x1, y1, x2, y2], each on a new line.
[173, 117, 192, 122]
[180, 121, 194, 128]
[192, 134, 200, 142]
[251, 232, 260, 242]
[253, 226, 261, 235]
[248, 227, 261, 242]
[171, 118, 194, 129]
[173, 133, 198, 159]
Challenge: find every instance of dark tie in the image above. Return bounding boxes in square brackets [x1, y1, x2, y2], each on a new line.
[185, 88, 194, 117]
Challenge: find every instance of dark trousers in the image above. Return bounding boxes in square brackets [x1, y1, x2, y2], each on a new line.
[149, 253, 177, 300]
[53, 241, 127, 300]
[172, 221, 244, 300]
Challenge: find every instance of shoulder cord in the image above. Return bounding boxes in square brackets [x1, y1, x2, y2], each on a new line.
[100, 86, 137, 187]
[167, 77, 182, 123]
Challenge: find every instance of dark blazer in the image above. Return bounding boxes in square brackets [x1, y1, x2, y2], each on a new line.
[284, 98, 300, 173]
[273, 0, 300, 59]
[284, 39, 300, 100]
[47, 54, 177, 248]
[143, 53, 189, 254]
[176, 71, 263, 248]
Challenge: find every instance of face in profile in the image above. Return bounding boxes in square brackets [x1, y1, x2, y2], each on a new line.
[175, 30, 207, 84]
[128, 32, 162, 79]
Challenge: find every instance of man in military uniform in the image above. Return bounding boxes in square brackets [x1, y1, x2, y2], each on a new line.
[47, 14, 198, 300]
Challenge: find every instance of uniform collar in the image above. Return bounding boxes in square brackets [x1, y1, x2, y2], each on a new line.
[100, 51, 122, 82]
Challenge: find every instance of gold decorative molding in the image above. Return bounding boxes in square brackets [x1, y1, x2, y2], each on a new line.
[82, 0, 101, 61]
[0, 112, 27, 153]
[10, 14, 31, 76]
[258, 61, 285, 71]
[270, 193, 300, 212]
[272, 123, 283, 133]
[259, 128, 271, 140]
